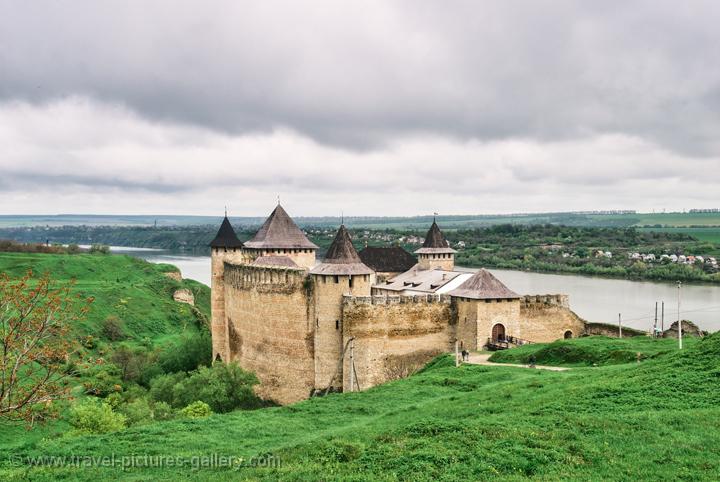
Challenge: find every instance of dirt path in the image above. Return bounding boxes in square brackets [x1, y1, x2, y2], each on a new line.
[465, 353, 570, 371]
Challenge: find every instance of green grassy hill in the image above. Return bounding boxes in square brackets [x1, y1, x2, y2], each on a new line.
[488, 336, 700, 367]
[0, 251, 213, 468]
[0, 251, 209, 344]
[3, 334, 719, 480]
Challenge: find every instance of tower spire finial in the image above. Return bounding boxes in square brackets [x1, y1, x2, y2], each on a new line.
[433, 212, 438, 223]
[277, 194, 280, 205]
[225, 205, 227, 217]
[341, 210, 344, 226]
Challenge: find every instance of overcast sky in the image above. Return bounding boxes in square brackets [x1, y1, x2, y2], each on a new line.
[1, 1, 718, 216]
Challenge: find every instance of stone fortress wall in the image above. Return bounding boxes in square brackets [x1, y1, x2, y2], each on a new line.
[341, 294, 454, 391]
[218, 260, 589, 404]
[223, 262, 316, 404]
[519, 295, 586, 342]
[311, 273, 374, 392]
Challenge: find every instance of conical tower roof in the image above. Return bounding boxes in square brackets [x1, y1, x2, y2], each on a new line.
[415, 220, 457, 254]
[244, 204, 318, 250]
[310, 225, 373, 275]
[209, 215, 243, 248]
[448, 269, 519, 300]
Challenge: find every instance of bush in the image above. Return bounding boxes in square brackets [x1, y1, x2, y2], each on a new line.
[148, 363, 261, 413]
[110, 345, 162, 386]
[81, 335, 96, 349]
[68, 400, 126, 435]
[89, 244, 110, 254]
[101, 316, 126, 341]
[152, 401, 174, 421]
[149, 372, 187, 406]
[172, 363, 261, 413]
[82, 365, 123, 397]
[179, 401, 212, 419]
[159, 333, 212, 374]
[118, 398, 154, 427]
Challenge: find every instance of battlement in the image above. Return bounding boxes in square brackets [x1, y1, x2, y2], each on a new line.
[521, 294, 569, 309]
[343, 293, 451, 306]
[224, 262, 306, 292]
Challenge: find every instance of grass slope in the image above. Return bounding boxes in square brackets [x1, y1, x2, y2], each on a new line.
[2, 335, 720, 480]
[0, 252, 209, 344]
[488, 336, 700, 367]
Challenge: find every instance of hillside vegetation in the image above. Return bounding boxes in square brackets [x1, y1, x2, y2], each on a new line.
[2, 334, 720, 480]
[0, 251, 209, 344]
[0, 251, 226, 438]
[488, 335, 699, 367]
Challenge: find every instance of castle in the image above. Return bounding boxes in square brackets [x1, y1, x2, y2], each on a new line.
[210, 204, 585, 404]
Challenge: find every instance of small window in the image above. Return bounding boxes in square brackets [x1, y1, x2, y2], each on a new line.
[334, 276, 339, 284]
[335, 320, 339, 330]
[349, 276, 354, 288]
[316, 318, 319, 327]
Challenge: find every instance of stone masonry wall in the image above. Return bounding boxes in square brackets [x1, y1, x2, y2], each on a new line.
[455, 298, 522, 350]
[312, 273, 373, 391]
[476, 298, 523, 346]
[243, 248, 316, 270]
[520, 295, 586, 342]
[210, 249, 245, 362]
[341, 294, 454, 391]
[418, 254, 454, 271]
[224, 263, 314, 405]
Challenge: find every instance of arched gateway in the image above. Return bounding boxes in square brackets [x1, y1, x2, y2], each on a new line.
[491, 323, 506, 341]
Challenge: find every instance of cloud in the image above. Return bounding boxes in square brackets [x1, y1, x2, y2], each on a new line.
[0, 97, 717, 215]
[1, 1, 719, 155]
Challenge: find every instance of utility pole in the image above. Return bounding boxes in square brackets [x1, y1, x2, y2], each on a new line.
[677, 281, 683, 349]
[661, 302, 665, 332]
[618, 313, 622, 339]
[455, 340, 460, 367]
[654, 302, 658, 337]
[349, 339, 355, 391]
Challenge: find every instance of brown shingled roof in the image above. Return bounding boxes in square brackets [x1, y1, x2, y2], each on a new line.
[448, 269, 520, 300]
[359, 246, 416, 273]
[310, 225, 373, 275]
[251, 256, 299, 268]
[244, 204, 319, 250]
[209, 216, 244, 248]
[415, 221, 457, 254]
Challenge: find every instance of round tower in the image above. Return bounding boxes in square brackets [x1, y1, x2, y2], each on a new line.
[309, 224, 374, 392]
[209, 214, 244, 362]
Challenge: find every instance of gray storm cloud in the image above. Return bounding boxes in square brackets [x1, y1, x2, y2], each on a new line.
[0, 0, 718, 215]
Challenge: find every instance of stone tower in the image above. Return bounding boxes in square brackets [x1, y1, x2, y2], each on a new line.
[209, 214, 244, 362]
[309, 224, 373, 391]
[242, 204, 318, 269]
[449, 269, 521, 351]
[415, 220, 457, 271]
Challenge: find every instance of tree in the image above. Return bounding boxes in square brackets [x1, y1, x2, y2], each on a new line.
[0, 271, 90, 423]
[101, 315, 126, 341]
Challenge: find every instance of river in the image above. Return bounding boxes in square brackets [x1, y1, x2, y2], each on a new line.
[115, 248, 720, 333]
